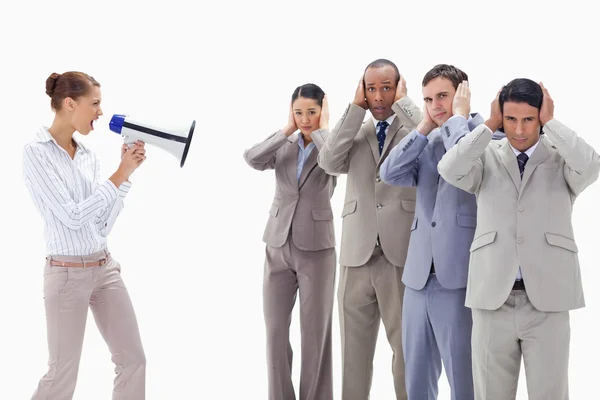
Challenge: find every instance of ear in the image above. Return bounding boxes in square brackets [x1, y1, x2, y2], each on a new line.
[63, 97, 76, 112]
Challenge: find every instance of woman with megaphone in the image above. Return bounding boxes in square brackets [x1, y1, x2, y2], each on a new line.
[243, 83, 337, 400]
[23, 71, 147, 399]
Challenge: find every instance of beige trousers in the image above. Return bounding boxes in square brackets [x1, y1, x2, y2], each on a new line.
[471, 290, 570, 400]
[31, 250, 146, 400]
[338, 246, 407, 400]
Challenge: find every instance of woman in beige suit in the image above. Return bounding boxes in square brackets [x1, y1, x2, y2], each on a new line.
[243, 84, 337, 400]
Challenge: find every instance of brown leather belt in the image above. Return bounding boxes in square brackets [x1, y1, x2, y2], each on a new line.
[47, 255, 110, 268]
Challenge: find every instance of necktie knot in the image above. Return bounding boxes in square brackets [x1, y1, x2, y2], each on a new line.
[376, 121, 389, 155]
[377, 121, 389, 130]
[517, 152, 529, 163]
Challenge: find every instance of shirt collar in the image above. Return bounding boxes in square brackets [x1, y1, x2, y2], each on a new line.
[298, 133, 315, 150]
[509, 137, 540, 158]
[372, 114, 396, 129]
[35, 126, 90, 153]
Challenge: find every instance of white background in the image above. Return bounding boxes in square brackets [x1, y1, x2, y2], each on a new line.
[1, 1, 598, 398]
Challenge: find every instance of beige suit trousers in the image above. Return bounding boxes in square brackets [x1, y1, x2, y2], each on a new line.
[472, 290, 570, 400]
[338, 246, 407, 400]
[31, 250, 146, 400]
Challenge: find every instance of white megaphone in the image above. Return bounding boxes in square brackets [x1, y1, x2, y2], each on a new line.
[109, 114, 195, 167]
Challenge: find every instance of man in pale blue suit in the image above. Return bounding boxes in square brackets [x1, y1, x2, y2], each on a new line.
[380, 64, 503, 399]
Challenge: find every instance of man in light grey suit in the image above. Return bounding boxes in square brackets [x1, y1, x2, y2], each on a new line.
[244, 84, 337, 400]
[318, 59, 422, 400]
[438, 78, 600, 399]
[380, 64, 503, 400]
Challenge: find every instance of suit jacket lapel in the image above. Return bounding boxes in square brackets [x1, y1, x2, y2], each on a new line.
[519, 138, 551, 198]
[298, 146, 318, 189]
[285, 134, 299, 190]
[499, 141, 521, 192]
[432, 131, 446, 163]
[364, 121, 381, 164]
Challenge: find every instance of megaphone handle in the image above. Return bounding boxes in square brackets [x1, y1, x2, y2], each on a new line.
[123, 135, 136, 147]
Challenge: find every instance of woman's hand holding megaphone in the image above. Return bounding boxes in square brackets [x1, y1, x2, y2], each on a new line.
[110, 141, 146, 186]
[121, 140, 146, 159]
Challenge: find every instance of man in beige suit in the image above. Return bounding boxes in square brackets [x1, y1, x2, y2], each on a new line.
[438, 78, 600, 399]
[244, 84, 337, 400]
[317, 59, 422, 400]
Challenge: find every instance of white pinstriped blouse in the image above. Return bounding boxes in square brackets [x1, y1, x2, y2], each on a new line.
[23, 126, 131, 256]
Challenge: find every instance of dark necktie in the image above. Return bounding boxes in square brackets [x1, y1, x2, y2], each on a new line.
[376, 120, 389, 155]
[517, 152, 529, 179]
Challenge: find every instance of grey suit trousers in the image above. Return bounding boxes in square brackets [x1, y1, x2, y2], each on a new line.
[472, 290, 570, 400]
[31, 250, 146, 400]
[338, 245, 407, 400]
[263, 235, 336, 400]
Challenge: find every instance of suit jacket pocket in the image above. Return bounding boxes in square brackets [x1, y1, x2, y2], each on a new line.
[545, 233, 578, 253]
[401, 200, 416, 213]
[312, 209, 334, 221]
[470, 231, 497, 252]
[269, 204, 279, 217]
[456, 214, 477, 228]
[342, 200, 357, 217]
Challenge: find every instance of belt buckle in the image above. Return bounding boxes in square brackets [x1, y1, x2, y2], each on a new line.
[98, 258, 107, 267]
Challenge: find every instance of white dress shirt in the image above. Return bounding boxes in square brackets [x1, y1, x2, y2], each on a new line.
[371, 114, 397, 133]
[23, 126, 131, 256]
[509, 139, 540, 281]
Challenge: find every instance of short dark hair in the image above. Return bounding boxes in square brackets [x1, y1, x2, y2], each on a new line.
[422, 64, 468, 89]
[499, 78, 543, 111]
[364, 58, 400, 83]
[291, 83, 325, 106]
[46, 71, 100, 111]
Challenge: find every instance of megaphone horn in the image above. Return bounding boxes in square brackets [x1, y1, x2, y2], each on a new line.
[109, 114, 196, 168]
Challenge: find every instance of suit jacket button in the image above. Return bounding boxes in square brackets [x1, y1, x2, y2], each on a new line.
[376, 177, 381, 182]
[517, 237, 523, 244]
[431, 222, 436, 227]
[517, 205, 524, 212]
[294, 194, 299, 200]
[376, 203, 383, 210]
